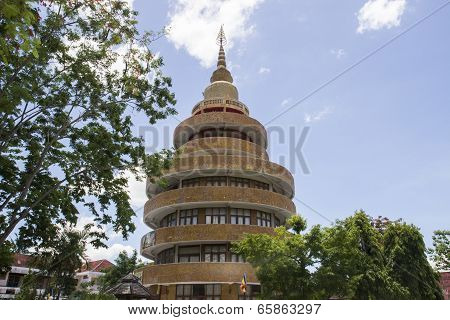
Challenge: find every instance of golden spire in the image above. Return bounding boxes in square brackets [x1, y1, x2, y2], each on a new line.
[210, 25, 233, 83]
[216, 25, 227, 47]
[216, 25, 227, 68]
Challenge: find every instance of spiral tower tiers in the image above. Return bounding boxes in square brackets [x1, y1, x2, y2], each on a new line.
[137, 27, 297, 300]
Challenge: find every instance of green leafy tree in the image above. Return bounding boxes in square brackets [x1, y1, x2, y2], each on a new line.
[0, 0, 176, 250]
[70, 281, 116, 300]
[98, 249, 143, 292]
[70, 290, 116, 300]
[0, 0, 41, 63]
[428, 230, 450, 271]
[234, 211, 443, 299]
[382, 222, 443, 299]
[233, 215, 323, 299]
[15, 272, 39, 300]
[318, 212, 408, 299]
[0, 240, 14, 273]
[31, 226, 91, 299]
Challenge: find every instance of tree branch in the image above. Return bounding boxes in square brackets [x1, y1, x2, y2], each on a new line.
[0, 167, 88, 245]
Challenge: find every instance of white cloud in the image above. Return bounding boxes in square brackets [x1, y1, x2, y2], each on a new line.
[258, 66, 271, 74]
[281, 98, 292, 107]
[74, 216, 130, 262]
[110, 45, 159, 77]
[75, 216, 122, 240]
[74, 169, 147, 239]
[304, 106, 333, 123]
[123, 170, 148, 210]
[357, 0, 406, 33]
[76, 216, 101, 233]
[85, 243, 135, 262]
[330, 48, 346, 59]
[167, 0, 265, 68]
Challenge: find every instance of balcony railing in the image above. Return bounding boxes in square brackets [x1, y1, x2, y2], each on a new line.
[192, 99, 249, 115]
[141, 231, 156, 251]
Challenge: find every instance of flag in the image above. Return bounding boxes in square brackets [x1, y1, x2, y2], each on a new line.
[240, 272, 247, 294]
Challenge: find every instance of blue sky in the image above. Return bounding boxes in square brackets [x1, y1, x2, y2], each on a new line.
[85, 0, 450, 261]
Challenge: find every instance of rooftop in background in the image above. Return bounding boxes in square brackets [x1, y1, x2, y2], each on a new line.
[11, 254, 33, 268]
[7, 254, 114, 273]
[79, 259, 115, 273]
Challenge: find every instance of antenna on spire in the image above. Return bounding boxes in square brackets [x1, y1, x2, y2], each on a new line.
[216, 25, 227, 47]
[213, 25, 230, 74]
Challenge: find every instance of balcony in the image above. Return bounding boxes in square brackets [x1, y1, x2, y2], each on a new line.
[173, 113, 267, 148]
[169, 155, 293, 187]
[141, 230, 156, 251]
[144, 186, 296, 227]
[140, 262, 258, 285]
[140, 224, 276, 258]
[180, 137, 268, 160]
[191, 99, 249, 115]
[147, 154, 295, 199]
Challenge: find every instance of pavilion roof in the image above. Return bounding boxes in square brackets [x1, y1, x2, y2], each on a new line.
[106, 274, 152, 299]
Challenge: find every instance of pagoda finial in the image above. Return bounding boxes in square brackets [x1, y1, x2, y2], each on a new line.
[216, 25, 227, 47]
[216, 25, 227, 69]
[210, 25, 233, 83]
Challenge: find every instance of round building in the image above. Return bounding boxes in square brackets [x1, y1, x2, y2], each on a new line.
[137, 29, 296, 300]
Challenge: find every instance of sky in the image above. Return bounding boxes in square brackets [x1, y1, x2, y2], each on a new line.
[83, 0, 450, 262]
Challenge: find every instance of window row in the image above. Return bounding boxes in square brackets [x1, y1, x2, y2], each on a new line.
[159, 208, 283, 228]
[176, 284, 222, 300]
[191, 128, 254, 143]
[155, 244, 245, 265]
[193, 106, 245, 116]
[175, 284, 260, 300]
[182, 176, 269, 190]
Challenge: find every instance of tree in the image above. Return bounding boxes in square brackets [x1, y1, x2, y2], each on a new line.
[382, 222, 443, 299]
[70, 290, 116, 300]
[0, 0, 176, 250]
[233, 215, 323, 299]
[31, 226, 91, 299]
[0, 0, 41, 63]
[318, 212, 410, 299]
[233, 211, 444, 299]
[98, 249, 143, 292]
[15, 272, 39, 300]
[0, 240, 14, 273]
[70, 281, 116, 300]
[428, 230, 450, 271]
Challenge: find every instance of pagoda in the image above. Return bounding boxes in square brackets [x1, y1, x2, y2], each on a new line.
[138, 27, 296, 300]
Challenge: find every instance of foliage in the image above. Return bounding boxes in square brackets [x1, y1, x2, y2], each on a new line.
[286, 214, 307, 234]
[428, 230, 450, 271]
[98, 249, 143, 292]
[70, 281, 116, 300]
[233, 218, 322, 299]
[0, 0, 41, 63]
[31, 226, 90, 299]
[233, 210, 444, 300]
[0, 0, 176, 250]
[0, 240, 14, 273]
[318, 212, 407, 299]
[15, 272, 39, 300]
[70, 290, 116, 300]
[382, 222, 442, 299]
